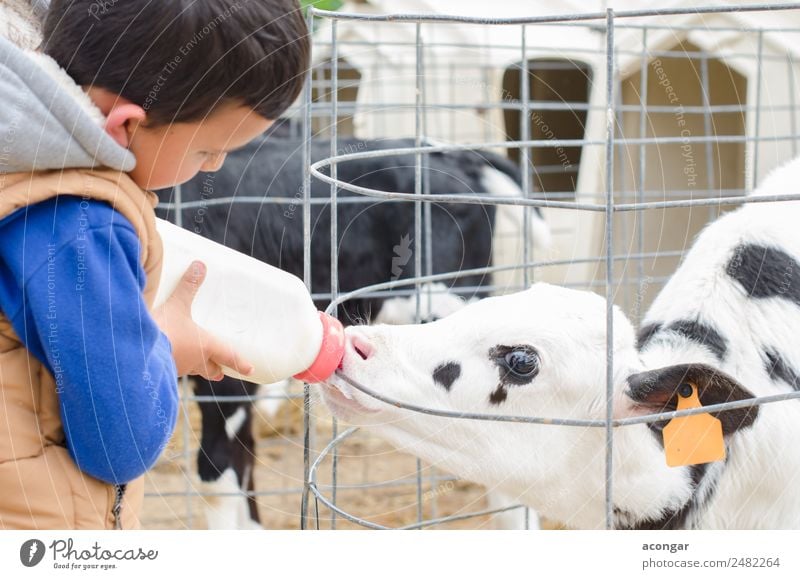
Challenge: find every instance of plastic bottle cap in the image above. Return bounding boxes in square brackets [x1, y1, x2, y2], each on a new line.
[293, 312, 345, 383]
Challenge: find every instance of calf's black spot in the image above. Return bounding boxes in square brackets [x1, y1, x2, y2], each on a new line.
[637, 322, 663, 350]
[637, 319, 727, 361]
[764, 348, 800, 391]
[726, 243, 800, 306]
[433, 362, 461, 391]
[489, 385, 508, 405]
[668, 319, 727, 361]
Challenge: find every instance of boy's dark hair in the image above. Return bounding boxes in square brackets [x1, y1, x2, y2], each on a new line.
[43, 0, 309, 126]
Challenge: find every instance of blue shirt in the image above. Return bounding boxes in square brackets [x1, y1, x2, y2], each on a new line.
[0, 196, 178, 484]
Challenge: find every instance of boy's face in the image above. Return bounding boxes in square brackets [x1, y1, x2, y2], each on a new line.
[126, 103, 272, 190]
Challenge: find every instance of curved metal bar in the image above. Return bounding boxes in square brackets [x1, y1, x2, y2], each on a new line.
[336, 373, 605, 427]
[614, 192, 800, 211]
[398, 504, 526, 530]
[308, 139, 800, 211]
[307, 425, 534, 529]
[308, 140, 606, 211]
[323, 250, 684, 315]
[310, 3, 800, 25]
[307, 427, 391, 529]
[335, 372, 800, 428]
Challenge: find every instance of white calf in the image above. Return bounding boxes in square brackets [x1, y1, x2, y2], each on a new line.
[321, 157, 800, 529]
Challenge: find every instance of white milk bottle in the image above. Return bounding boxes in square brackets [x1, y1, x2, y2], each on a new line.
[153, 218, 344, 384]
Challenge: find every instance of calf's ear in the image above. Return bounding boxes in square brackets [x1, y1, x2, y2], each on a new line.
[625, 363, 758, 435]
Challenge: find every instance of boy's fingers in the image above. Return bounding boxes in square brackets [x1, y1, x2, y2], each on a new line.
[204, 332, 254, 377]
[198, 360, 225, 382]
[171, 261, 207, 309]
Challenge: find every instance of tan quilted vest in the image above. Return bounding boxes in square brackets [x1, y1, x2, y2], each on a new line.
[0, 168, 164, 529]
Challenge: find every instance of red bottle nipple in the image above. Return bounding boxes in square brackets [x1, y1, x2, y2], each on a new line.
[293, 312, 345, 383]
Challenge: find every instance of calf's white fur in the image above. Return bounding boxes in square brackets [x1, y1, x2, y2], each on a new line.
[322, 157, 800, 529]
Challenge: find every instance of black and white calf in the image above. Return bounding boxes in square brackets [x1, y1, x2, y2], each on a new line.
[324, 157, 800, 529]
[156, 136, 548, 528]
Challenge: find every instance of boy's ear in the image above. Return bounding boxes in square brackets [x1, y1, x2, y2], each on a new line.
[625, 363, 759, 435]
[105, 103, 146, 148]
[86, 87, 147, 148]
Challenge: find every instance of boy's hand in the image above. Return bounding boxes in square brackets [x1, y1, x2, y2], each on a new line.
[153, 261, 254, 381]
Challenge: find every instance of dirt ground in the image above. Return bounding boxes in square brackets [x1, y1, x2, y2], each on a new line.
[138, 389, 525, 530]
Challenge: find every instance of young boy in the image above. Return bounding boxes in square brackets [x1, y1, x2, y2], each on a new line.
[0, 0, 309, 529]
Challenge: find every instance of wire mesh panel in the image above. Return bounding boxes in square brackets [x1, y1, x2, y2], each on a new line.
[145, 2, 800, 530]
[301, 2, 800, 531]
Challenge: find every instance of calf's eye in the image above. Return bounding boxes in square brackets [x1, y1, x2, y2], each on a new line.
[489, 345, 541, 384]
[504, 349, 538, 377]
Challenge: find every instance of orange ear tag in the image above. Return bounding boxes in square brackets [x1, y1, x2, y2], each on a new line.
[663, 383, 726, 467]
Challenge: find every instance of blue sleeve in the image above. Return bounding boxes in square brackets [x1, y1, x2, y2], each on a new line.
[0, 196, 179, 484]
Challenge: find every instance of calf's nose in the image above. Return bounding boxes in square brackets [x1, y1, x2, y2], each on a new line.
[348, 332, 376, 361]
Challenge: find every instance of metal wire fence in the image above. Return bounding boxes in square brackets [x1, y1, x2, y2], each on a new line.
[149, 1, 800, 530]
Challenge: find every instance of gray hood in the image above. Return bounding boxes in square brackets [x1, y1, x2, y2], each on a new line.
[0, 0, 136, 174]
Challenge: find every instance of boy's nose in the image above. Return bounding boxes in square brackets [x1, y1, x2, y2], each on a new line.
[201, 153, 227, 172]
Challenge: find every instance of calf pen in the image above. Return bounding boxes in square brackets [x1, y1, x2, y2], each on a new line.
[146, 2, 800, 530]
